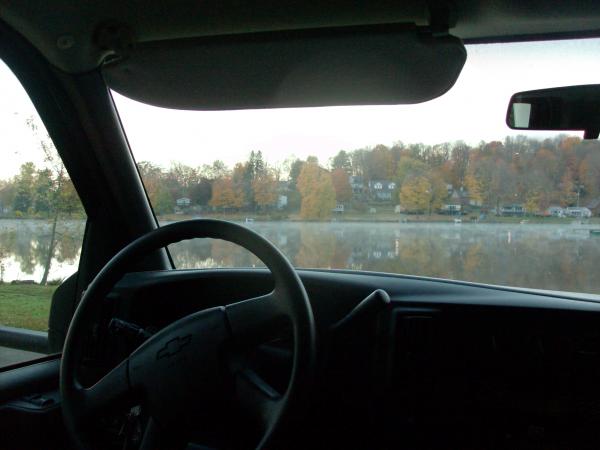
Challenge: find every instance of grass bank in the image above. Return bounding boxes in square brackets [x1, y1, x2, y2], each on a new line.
[0, 284, 56, 331]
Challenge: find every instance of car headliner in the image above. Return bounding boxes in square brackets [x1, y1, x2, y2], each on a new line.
[1, 0, 599, 111]
[1, 0, 599, 74]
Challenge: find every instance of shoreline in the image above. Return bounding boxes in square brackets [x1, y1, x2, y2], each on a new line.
[0, 215, 598, 226]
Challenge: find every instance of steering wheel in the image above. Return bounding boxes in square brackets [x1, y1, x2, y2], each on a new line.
[60, 219, 317, 450]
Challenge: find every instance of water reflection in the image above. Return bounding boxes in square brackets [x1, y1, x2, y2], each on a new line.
[0, 219, 84, 283]
[168, 222, 600, 295]
[1, 219, 599, 295]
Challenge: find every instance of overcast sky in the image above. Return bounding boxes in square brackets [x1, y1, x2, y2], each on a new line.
[2, 38, 600, 179]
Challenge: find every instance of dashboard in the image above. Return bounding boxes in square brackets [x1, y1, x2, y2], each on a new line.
[4, 268, 600, 449]
[105, 269, 600, 449]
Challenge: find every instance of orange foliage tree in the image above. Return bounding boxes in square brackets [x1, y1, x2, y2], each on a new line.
[297, 159, 336, 220]
[252, 170, 278, 210]
[331, 168, 352, 203]
[210, 178, 241, 209]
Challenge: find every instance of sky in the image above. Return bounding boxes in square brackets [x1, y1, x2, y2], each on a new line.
[2, 38, 600, 179]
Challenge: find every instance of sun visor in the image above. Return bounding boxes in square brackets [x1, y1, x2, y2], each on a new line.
[103, 27, 466, 110]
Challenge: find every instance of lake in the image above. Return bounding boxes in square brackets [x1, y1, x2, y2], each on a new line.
[1, 219, 600, 295]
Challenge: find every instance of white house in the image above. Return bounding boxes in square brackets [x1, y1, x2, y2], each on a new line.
[176, 197, 191, 207]
[277, 195, 288, 210]
[546, 206, 565, 217]
[368, 180, 396, 201]
[565, 206, 592, 218]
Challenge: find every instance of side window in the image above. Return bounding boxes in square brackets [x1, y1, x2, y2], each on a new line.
[0, 60, 85, 366]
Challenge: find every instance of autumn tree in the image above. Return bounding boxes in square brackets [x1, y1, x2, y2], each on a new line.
[579, 152, 600, 197]
[396, 157, 428, 186]
[464, 168, 483, 205]
[399, 176, 432, 213]
[252, 170, 278, 210]
[331, 168, 352, 203]
[560, 170, 577, 206]
[366, 145, 394, 180]
[210, 178, 239, 209]
[525, 192, 541, 215]
[397, 167, 447, 215]
[428, 172, 448, 212]
[232, 163, 247, 207]
[137, 161, 168, 212]
[297, 159, 336, 220]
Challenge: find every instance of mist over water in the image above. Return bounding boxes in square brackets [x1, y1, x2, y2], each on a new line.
[1, 219, 599, 296]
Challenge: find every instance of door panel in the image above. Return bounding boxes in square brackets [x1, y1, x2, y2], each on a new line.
[0, 358, 65, 450]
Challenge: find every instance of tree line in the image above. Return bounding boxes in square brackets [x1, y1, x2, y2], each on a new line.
[3, 134, 600, 223]
[135, 134, 600, 219]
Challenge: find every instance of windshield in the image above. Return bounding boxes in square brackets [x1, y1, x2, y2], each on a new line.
[114, 38, 600, 296]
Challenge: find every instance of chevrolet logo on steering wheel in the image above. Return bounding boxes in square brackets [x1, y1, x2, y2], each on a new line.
[157, 335, 192, 360]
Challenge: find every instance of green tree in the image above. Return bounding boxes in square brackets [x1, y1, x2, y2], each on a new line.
[26, 117, 84, 284]
[331, 150, 352, 173]
[33, 168, 54, 214]
[12, 162, 36, 214]
[189, 179, 212, 206]
[288, 159, 305, 191]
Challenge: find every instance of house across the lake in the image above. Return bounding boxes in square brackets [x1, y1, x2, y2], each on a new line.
[440, 204, 462, 214]
[546, 206, 565, 217]
[349, 176, 365, 198]
[277, 194, 288, 210]
[448, 187, 471, 208]
[176, 197, 191, 207]
[368, 180, 396, 202]
[500, 204, 525, 216]
[587, 198, 600, 216]
[332, 204, 345, 213]
[565, 206, 592, 218]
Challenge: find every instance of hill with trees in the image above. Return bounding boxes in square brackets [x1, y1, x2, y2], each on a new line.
[2, 134, 600, 222]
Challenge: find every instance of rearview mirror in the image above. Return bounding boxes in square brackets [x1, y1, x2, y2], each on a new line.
[506, 84, 600, 139]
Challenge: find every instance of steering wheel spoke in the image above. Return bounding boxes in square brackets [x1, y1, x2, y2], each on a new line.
[235, 368, 283, 435]
[72, 358, 131, 420]
[139, 417, 187, 450]
[225, 291, 290, 347]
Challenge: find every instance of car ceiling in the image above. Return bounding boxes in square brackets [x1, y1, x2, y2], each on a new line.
[1, 0, 600, 74]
